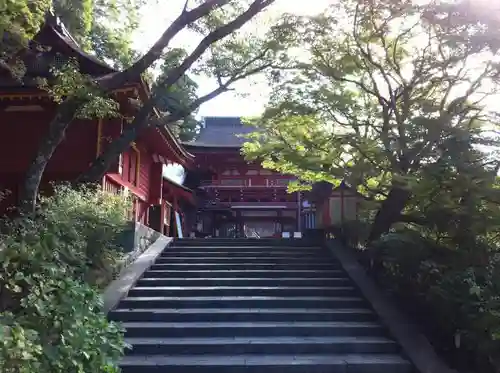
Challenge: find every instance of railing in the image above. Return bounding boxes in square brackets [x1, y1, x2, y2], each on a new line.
[269, 178, 295, 187]
[103, 176, 139, 221]
[220, 179, 246, 186]
[200, 178, 297, 188]
[103, 177, 122, 194]
[230, 201, 299, 209]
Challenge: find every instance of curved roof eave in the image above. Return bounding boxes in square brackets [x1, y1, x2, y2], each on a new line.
[42, 13, 195, 165]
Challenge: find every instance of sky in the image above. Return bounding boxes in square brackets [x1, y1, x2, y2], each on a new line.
[133, 0, 332, 183]
[133, 0, 500, 182]
[131, 0, 500, 119]
[132, 0, 331, 118]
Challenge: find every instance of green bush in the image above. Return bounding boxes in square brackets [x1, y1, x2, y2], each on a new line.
[0, 184, 131, 373]
[38, 184, 131, 287]
[337, 220, 371, 248]
[369, 232, 500, 371]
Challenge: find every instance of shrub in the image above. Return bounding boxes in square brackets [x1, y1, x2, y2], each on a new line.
[337, 220, 371, 248]
[38, 184, 131, 287]
[0, 184, 132, 373]
[368, 232, 500, 372]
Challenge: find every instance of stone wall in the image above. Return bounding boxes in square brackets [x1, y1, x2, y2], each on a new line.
[118, 221, 162, 267]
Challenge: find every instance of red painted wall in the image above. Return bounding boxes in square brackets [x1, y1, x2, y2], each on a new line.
[137, 200, 149, 225]
[0, 108, 99, 211]
[137, 144, 152, 198]
[189, 148, 297, 203]
[0, 105, 183, 230]
[99, 118, 123, 174]
[0, 110, 98, 175]
[111, 143, 153, 202]
[191, 150, 293, 187]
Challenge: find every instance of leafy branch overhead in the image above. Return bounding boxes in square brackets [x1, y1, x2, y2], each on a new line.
[10, 0, 278, 211]
[78, 0, 289, 182]
[45, 60, 119, 119]
[242, 0, 500, 241]
[153, 11, 293, 142]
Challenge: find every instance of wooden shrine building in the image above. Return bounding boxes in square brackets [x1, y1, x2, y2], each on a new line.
[0, 13, 195, 236]
[307, 180, 363, 229]
[184, 116, 302, 238]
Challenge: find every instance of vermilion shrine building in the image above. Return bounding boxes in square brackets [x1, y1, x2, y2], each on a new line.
[0, 14, 361, 238]
[184, 117, 302, 238]
[0, 14, 195, 236]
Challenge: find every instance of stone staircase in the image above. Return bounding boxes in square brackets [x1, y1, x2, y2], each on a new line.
[109, 238, 413, 373]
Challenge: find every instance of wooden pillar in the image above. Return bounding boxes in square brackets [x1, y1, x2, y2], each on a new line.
[323, 198, 331, 227]
[160, 201, 166, 235]
[340, 187, 345, 226]
[173, 195, 179, 237]
[150, 162, 163, 204]
[277, 210, 283, 235]
[237, 210, 244, 238]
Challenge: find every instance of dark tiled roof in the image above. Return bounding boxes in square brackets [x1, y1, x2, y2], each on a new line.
[184, 116, 256, 148]
[0, 12, 114, 85]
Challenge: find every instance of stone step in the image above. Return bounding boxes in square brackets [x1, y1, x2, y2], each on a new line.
[174, 239, 315, 243]
[109, 308, 377, 323]
[160, 251, 323, 257]
[115, 239, 412, 373]
[149, 263, 340, 271]
[122, 321, 386, 338]
[135, 277, 352, 287]
[169, 245, 323, 251]
[120, 354, 412, 373]
[142, 269, 346, 278]
[173, 240, 315, 246]
[127, 286, 357, 297]
[155, 256, 334, 263]
[118, 296, 366, 309]
[125, 336, 400, 355]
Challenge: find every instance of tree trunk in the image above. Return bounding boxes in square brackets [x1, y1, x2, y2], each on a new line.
[22, 0, 273, 209]
[77, 114, 151, 184]
[19, 1, 232, 212]
[18, 99, 81, 213]
[367, 186, 411, 243]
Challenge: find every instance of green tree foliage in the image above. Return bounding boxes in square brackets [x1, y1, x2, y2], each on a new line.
[243, 0, 500, 369]
[0, 0, 51, 77]
[52, 0, 93, 47]
[242, 0, 500, 241]
[153, 48, 201, 142]
[80, 0, 292, 182]
[53, 0, 146, 68]
[0, 0, 145, 75]
[13, 0, 279, 211]
[0, 185, 131, 373]
[45, 59, 119, 119]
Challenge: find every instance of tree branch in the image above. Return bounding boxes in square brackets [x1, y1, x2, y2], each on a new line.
[100, 0, 231, 90]
[19, 0, 234, 212]
[78, 2, 276, 183]
[19, 98, 84, 211]
[157, 0, 275, 91]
